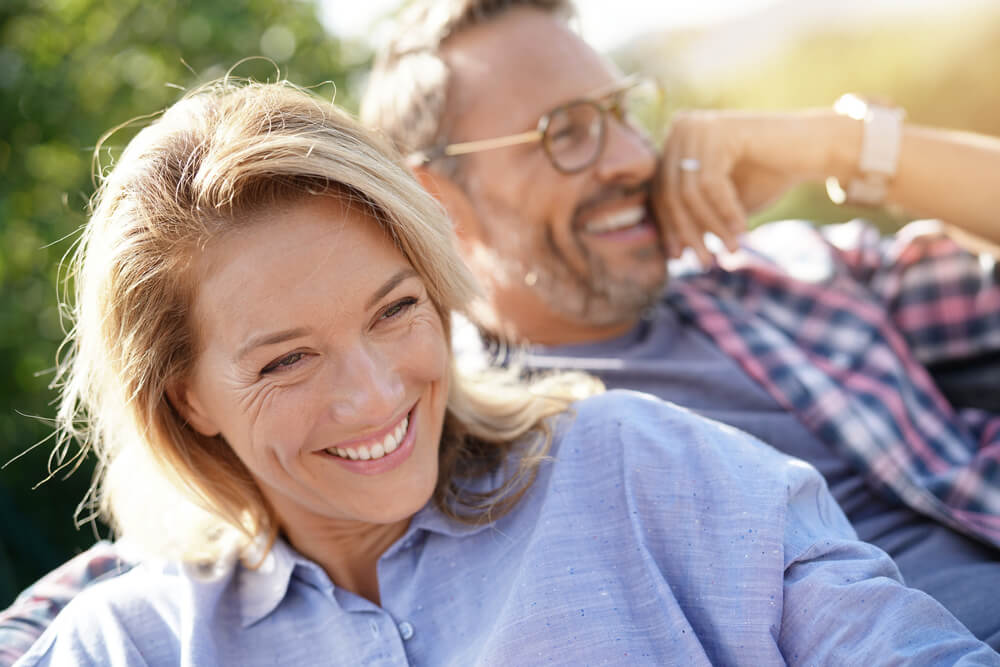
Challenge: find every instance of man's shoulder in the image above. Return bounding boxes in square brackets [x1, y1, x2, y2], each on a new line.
[16, 552, 252, 665]
[0, 541, 133, 665]
[43, 558, 187, 623]
[13, 562, 186, 664]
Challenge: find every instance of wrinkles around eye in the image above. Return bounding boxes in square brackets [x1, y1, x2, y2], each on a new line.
[255, 296, 424, 376]
[379, 296, 419, 322]
[261, 351, 307, 374]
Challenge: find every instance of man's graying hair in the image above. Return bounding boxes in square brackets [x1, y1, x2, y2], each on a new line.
[360, 0, 573, 172]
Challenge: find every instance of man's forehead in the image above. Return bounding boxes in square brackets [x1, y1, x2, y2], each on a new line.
[442, 7, 622, 128]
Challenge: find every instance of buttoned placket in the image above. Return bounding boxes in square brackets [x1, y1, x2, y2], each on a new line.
[373, 527, 429, 665]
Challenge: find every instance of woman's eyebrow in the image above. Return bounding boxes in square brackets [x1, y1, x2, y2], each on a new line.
[236, 327, 310, 362]
[235, 269, 419, 362]
[365, 268, 418, 309]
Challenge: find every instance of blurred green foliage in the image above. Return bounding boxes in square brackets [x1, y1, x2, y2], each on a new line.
[0, 0, 370, 605]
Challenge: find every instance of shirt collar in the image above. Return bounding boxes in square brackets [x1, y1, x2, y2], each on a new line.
[235, 537, 293, 627]
[406, 500, 495, 540]
[236, 498, 496, 627]
[408, 456, 521, 540]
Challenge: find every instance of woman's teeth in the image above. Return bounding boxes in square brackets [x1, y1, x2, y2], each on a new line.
[328, 415, 408, 461]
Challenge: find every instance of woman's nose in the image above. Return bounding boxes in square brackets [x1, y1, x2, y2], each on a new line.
[326, 346, 405, 424]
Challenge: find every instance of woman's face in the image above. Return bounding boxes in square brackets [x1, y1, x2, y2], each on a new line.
[174, 195, 450, 531]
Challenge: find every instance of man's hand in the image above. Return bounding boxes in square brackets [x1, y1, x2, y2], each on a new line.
[652, 110, 849, 263]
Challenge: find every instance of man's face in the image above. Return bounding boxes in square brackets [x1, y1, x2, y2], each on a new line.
[440, 7, 666, 345]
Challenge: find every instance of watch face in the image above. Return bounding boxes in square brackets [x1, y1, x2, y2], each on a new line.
[858, 104, 905, 175]
[831, 94, 903, 207]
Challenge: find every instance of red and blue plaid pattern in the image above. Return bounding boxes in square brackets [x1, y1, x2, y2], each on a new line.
[668, 219, 1000, 547]
[0, 541, 126, 664]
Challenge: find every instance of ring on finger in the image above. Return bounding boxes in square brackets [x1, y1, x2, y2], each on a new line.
[678, 157, 701, 173]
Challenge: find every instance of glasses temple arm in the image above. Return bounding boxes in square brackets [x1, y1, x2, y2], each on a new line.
[441, 130, 543, 156]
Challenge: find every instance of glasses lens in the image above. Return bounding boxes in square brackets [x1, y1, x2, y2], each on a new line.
[543, 101, 604, 173]
[619, 78, 667, 141]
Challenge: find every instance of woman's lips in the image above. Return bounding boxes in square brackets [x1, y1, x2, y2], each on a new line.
[319, 406, 418, 476]
[326, 411, 409, 461]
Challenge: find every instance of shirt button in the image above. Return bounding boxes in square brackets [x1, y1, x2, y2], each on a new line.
[398, 621, 415, 641]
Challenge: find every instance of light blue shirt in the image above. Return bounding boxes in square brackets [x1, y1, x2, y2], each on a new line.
[16, 392, 998, 665]
[521, 303, 1000, 646]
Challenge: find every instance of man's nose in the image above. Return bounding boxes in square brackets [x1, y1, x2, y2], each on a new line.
[594, 118, 656, 185]
[326, 346, 405, 424]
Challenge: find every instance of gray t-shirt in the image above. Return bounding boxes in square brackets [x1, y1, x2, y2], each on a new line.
[524, 302, 1000, 646]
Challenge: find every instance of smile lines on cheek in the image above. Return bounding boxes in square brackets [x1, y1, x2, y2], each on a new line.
[326, 413, 409, 461]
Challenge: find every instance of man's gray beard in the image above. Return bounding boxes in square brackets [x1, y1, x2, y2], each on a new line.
[531, 243, 665, 327]
[480, 234, 667, 329]
[463, 176, 667, 331]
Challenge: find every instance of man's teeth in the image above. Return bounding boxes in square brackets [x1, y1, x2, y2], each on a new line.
[328, 415, 408, 461]
[584, 206, 645, 233]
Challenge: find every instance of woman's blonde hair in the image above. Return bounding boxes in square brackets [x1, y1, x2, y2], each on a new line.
[55, 79, 600, 563]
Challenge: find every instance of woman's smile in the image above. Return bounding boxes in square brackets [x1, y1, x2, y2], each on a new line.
[319, 402, 419, 476]
[175, 193, 451, 530]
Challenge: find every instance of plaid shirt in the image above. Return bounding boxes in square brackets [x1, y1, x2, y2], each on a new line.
[667, 219, 1000, 547]
[0, 541, 128, 665]
[3, 219, 1000, 663]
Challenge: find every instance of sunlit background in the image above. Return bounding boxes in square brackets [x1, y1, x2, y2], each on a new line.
[2, 0, 999, 604]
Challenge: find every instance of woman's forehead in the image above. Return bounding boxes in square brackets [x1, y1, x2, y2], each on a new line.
[189, 196, 414, 348]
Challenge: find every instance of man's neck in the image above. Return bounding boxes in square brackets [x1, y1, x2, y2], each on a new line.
[475, 304, 640, 348]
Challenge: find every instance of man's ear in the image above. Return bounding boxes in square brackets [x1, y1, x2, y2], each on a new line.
[411, 165, 483, 245]
[166, 380, 221, 438]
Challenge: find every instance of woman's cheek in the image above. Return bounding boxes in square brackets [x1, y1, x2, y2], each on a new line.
[404, 314, 449, 378]
[245, 381, 317, 460]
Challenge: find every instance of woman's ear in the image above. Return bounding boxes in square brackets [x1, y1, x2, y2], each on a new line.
[411, 165, 483, 246]
[166, 380, 221, 437]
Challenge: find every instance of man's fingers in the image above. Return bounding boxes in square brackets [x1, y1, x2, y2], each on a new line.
[703, 175, 747, 246]
[666, 196, 713, 265]
[659, 111, 747, 262]
[678, 170, 738, 253]
[651, 156, 677, 258]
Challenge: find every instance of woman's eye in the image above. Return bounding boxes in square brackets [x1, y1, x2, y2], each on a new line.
[261, 352, 305, 374]
[380, 296, 418, 321]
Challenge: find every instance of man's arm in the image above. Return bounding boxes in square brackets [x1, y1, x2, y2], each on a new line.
[0, 541, 129, 665]
[653, 109, 1000, 263]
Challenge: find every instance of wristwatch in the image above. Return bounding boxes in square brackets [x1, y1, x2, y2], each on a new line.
[825, 93, 906, 206]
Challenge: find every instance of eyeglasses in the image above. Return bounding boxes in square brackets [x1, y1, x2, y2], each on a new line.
[410, 75, 661, 174]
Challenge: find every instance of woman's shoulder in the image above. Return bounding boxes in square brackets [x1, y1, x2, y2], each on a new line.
[16, 556, 240, 665]
[564, 389, 760, 449]
[558, 389, 800, 485]
[523, 389, 827, 557]
[568, 388, 695, 424]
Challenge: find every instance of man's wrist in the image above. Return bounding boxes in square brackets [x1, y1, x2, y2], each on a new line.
[743, 110, 854, 183]
[825, 94, 906, 206]
[826, 111, 864, 184]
